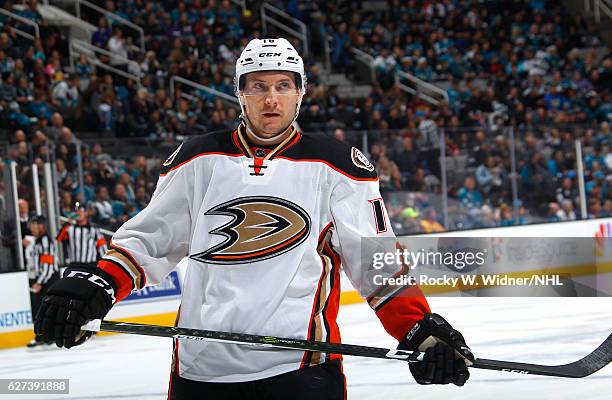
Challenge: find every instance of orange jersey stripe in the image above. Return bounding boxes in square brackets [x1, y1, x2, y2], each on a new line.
[373, 285, 431, 341]
[97, 259, 134, 302]
[300, 254, 329, 369]
[322, 241, 342, 360]
[109, 242, 146, 288]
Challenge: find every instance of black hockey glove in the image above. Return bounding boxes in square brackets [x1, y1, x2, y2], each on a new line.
[398, 313, 474, 386]
[34, 266, 116, 348]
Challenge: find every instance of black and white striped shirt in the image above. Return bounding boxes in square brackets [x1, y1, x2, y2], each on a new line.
[33, 235, 58, 285]
[57, 223, 108, 264]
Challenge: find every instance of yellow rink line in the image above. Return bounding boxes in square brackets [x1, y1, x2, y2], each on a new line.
[3, 262, 610, 349]
[0, 313, 178, 349]
[0, 329, 36, 349]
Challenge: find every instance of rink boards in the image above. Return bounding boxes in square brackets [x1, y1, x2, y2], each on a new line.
[1, 217, 611, 349]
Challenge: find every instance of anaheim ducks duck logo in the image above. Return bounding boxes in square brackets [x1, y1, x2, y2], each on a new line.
[190, 196, 311, 265]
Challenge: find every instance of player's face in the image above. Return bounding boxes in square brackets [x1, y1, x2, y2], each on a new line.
[241, 71, 301, 138]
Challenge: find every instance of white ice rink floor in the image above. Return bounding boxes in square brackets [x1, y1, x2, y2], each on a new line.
[1, 297, 611, 400]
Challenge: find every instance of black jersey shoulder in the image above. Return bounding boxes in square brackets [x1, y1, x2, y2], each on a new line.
[282, 131, 378, 180]
[159, 129, 239, 175]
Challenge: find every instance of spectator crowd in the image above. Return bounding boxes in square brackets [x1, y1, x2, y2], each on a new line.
[0, 0, 609, 241]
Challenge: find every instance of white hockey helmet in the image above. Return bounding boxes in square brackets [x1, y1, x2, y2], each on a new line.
[235, 38, 306, 125]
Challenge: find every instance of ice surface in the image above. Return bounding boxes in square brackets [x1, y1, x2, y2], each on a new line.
[1, 297, 610, 399]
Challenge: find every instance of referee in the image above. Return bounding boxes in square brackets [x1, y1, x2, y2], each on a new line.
[27, 215, 58, 349]
[56, 202, 108, 269]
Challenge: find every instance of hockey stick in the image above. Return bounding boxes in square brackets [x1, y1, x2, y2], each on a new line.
[81, 320, 611, 378]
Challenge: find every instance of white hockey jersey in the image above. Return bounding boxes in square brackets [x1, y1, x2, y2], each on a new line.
[98, 124, 430, 382]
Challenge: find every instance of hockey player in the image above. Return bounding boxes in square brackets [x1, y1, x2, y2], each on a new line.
[35, 38, 473, 398]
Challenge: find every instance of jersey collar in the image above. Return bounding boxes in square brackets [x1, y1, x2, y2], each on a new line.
[232, 123, 301, 161]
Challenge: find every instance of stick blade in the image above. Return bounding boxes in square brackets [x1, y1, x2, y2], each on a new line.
[564, 333, 612, 378]
[474, 333, 612, 378]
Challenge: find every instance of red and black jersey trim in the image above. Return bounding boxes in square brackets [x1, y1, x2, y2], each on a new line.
[159, 128, 241, 176]
[234, 124, 301, 161]
[232, 129, 251, 156]
[320, 235, 342, 361]
[301, 222, 342, 368]
[173, 305, 181, 374]
[267, 130, 301, 159]
[167, 305, 181, 400]
[366, 262, 412, 312]
[98, 243, 146, 301]
[281, 132, 378, 181]
[157, 126, 377, 182]
[109, 243, 146, 288]
[98, 258, 136, 298]
[300, 255, 328, 368]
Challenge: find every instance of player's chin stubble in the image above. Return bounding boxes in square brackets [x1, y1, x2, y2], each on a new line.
[258, 114, 289, 137]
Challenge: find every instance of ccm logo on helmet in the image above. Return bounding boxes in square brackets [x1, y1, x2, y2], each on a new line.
[259, 52, 282, 57]
[191, 196, 311, 265]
